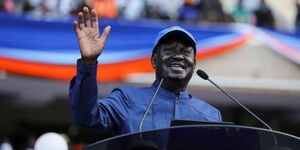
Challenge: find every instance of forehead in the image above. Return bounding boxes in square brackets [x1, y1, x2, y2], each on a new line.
[158, 40, 192, 48]
[154, 36, 196, 54]
[158, 36, 194, 47]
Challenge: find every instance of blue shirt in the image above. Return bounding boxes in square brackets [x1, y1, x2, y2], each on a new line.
[69, 61, 222, 134]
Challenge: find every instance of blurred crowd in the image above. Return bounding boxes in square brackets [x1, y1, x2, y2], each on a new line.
[1, 0, 300, 30]
[0, 132, 85, 150]
[0, 0, 300, 30]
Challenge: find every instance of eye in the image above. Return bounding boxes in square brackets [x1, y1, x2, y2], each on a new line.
[183, 49, 192, 55]
[164, 48, 172, 52]
[184, 50, 191, 54]
[162, 48, 173, 54]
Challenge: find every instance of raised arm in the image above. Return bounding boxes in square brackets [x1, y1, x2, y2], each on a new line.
[73, 7, 111, 65]
[69, 7, 115, 130]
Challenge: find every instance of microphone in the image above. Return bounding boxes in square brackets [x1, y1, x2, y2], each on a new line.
[196, 69, 272, 130]
[196, 69, 278, 144]
[139, 78, 164, 133]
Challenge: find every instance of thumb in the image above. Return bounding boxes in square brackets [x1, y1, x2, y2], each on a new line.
[99, 26, 111, 44]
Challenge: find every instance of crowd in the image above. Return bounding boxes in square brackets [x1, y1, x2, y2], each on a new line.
[296, 0, 300, 29]
[0, 133, 86, 150]
[1, 0, 299, 29]
[0, 0, 300, 30]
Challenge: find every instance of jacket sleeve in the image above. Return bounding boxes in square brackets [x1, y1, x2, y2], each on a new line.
[69, 60, 128, 132]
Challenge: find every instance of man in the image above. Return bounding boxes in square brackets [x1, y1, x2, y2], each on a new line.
[69, 7, 222, 135]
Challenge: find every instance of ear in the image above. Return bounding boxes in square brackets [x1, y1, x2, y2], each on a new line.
[151, 54, 157, 68]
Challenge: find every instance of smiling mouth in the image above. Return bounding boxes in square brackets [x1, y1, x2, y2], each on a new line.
[169, 63, 185, 70]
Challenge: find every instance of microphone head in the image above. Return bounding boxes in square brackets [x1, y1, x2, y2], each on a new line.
[196, 69, 209, 80]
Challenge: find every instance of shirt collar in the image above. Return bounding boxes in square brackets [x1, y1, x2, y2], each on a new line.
[152, 80, 190, 99]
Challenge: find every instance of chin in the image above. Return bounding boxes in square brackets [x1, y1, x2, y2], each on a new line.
[167, 74, 187, 81]
[167, 71, 193, 82]
[161, 68, 193, 81]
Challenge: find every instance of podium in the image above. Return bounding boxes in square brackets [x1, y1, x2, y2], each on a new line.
[84, 125, 300, 150]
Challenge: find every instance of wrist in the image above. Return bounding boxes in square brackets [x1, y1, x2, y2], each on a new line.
[80, 58, 97, 65]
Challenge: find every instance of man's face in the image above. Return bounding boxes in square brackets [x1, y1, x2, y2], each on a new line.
[152, 38, 196, 82]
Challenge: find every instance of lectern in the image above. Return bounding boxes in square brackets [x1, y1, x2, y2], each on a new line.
[84, 125, 300, 150]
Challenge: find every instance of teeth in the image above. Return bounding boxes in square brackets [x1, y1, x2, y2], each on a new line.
[171, 64, 182, 68]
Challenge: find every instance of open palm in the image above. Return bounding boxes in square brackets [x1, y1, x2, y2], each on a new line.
[74, 7, 111, 65]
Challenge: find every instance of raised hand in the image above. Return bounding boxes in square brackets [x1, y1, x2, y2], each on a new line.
[73, 7, 111, 65]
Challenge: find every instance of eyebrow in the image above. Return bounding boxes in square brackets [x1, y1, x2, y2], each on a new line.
[164, 42, 193, 49]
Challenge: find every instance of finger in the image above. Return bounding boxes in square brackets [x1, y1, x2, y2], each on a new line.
[91, 9, 99, 30]
[78, 12, 85, 29]
[99, 26, 111, 44]
[73, 20, 80, 32]
[83, 7, 91, 27]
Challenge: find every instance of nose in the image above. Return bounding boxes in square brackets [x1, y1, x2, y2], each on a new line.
[172, 52, 184, 60]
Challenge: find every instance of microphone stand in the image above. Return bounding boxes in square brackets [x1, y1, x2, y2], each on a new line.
[208, 78, 274, 133]
[197, 69, 278, 146]
[126, 79, 164, 150]
[139, 78, 164, 133]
